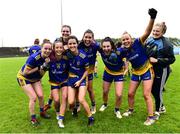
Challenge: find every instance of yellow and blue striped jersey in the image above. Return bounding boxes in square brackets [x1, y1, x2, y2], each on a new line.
[68, 50, 89, 78]
[125, 38, 152, 75]
[99, 48, 125, 75]
[28, 45, 41, 56]
[48, 55, 69, 84]
[78, 42, 100, 74]
[17, 51, 46, 82]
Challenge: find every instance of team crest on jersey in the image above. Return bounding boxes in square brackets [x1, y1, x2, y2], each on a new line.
[85, 48, 88, 52]
[35, 54, 41, 60]
[79, 52, 86, 59]
[116, 51, 121, 55]
[32, 50, 36, 53]
[56, 63, 61, 69]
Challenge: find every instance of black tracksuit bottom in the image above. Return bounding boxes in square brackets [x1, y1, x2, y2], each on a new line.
[151, 65, 170, 112]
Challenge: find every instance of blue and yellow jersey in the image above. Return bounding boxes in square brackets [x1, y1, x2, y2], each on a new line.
[125, 38, 152, 75]
[28, 45, 41, 56]
[68, 49, 89, 78]
[99, 48, 125, 75]
[17, 51, 46, 82]
[48, 55, 69, 85]
[78, 42, 100, 74]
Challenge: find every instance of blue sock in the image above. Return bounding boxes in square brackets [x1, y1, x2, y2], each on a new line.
[31, 114, 36, 120]
[58, 115, 64, 120]
[129, 108, 134, 112]
[92, 101, 96, 106]
[89, 116, 94, 120]
[115, 108, 119, 112]
[148, 116, 154, 119]
[40, 108, 44, 112]
[48, 99, 53, 105]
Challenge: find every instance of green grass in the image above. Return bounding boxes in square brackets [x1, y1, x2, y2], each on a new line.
[0, 56, 180, 133]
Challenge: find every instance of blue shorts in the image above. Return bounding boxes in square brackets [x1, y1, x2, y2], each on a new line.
[68, 77, 86, 89]
[50, 81, 68, 90]
[131, 68, 154, 81]
[88, 73, 93, 81]
[17, 78, 37, 87]
[103, 70, 124, 83]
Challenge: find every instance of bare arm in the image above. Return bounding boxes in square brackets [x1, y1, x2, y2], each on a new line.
[74, 68, 89, 87]
[140, 19, 155, 43]
[140, 8, 157, 44]
[79, 69, 89, 83]
[22, 66, 39, 76]
[123, 60, 129, 76]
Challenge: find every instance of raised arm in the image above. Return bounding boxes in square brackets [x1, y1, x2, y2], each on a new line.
[140, 8, 157, 44]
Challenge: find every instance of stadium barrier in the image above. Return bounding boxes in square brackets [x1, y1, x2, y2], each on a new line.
[0, 47, 28, 58]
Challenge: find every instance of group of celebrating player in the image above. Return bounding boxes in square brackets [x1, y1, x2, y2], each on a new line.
[17, 8, 175, 128]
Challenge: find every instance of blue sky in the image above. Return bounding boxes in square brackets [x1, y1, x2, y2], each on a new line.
[0, 0, 179, 47]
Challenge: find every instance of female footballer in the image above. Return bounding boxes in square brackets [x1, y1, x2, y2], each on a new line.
[48, 39, 69, 128]
[17, 41, 52, 126]
[78, 29, 100, 114]
[67, 35, 94, 126]
[121, 8, 158, 125]
[98, 37, 126, 119]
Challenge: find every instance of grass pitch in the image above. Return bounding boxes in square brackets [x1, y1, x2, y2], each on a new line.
[0, 56, 180, 133]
